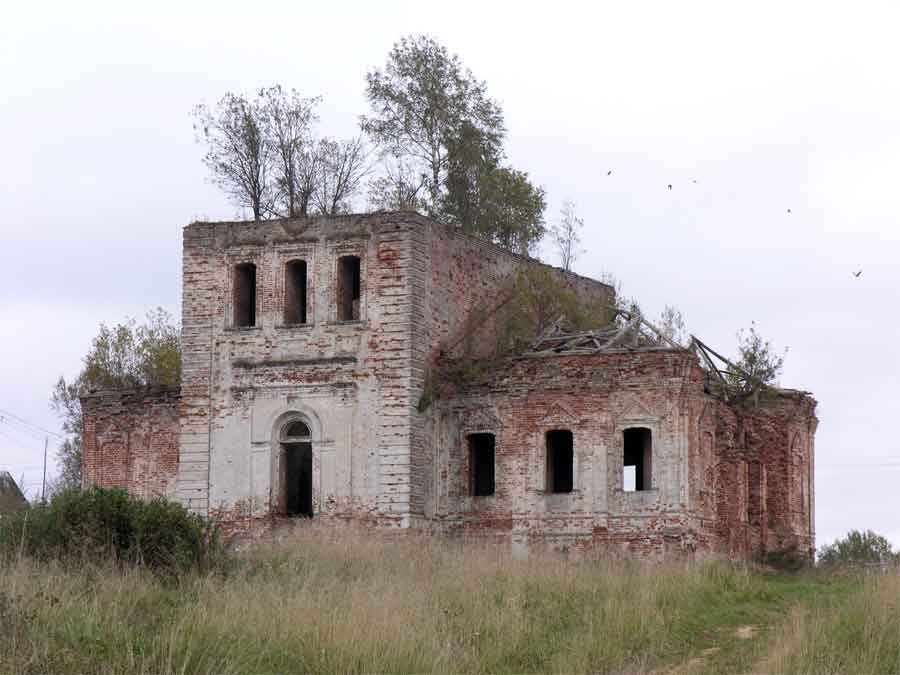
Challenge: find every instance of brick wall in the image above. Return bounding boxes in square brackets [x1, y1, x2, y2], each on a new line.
[426, 349, 817, 560]
[78, 211, 816, 562]
[81, 387, 180, 499]
[409, 222, 615, 521]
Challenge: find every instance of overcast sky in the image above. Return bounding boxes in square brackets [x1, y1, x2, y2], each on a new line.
[2, 0, 898, 549]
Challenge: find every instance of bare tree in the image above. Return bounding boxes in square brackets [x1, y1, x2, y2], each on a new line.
[314, 136, 370, 215]
[293, 144, 323, 217]
[657, 305, 687, 345]
[192, 92, 275, 220]
[259, 86, 320, 217]
[549, 199, 585, 271]
[367, 153, 429, 212]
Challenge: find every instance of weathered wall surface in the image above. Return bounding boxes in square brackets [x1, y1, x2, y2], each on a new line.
[427, 350, 817, 560]
[427, 350, 704, 558]
[81, 388, 180, 500]
[177, 214, 426, 527]
[705, 393, 817, 560]
[409, 223, 615, 522]
[78, 211, 815, 562]
[177, 213, 613, 530]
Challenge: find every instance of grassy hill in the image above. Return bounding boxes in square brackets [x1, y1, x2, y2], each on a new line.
[0, 523, 896, 674]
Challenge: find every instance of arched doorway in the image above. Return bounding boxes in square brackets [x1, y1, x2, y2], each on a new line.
[281, 419, 313, 517]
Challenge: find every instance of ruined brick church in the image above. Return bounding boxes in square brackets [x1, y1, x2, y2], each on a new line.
[82, 213, 817, 560]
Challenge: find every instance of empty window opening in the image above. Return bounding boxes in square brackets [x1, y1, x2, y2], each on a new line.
[282, 420, 310, 440]
[284, 260, 308, 325]
[623, 428, 652, 491]
[337, 255, 361, 321]
[546, 430, 574, 494]
[468, 433, 495, 496]
[233, 263, 257, 327]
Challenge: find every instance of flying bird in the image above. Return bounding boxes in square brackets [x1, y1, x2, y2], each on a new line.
[787, 208, 792, 214]
[692, 179, 698, 184]
[667, 184, 672, 190]
[853, 270, 863, 278]
[607, 170, 613, 176]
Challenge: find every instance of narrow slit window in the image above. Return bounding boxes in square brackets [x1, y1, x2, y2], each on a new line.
[623, 428, 652, 491]
[284, 260, 307, 325]
[468, 433, 495, 497]
[337, 255, 361, 321]
[233, 263, 257, 327]
[546, 430, 574, 494]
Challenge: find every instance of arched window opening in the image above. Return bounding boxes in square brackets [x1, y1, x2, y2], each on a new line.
[468, 433, 495, 496]
[546, 430, 574, 494]
[623, 428, 652, 491]
[233, 263, 257, 327]
[284, 260, 308, 325]
[281, 420, 311, 441]
[337, 255, 361, 321]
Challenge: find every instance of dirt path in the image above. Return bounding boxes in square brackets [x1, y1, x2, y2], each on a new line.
[659, 624, 764, 674]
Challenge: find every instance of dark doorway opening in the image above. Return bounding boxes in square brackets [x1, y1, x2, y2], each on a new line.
[546, 430, 574, 493]
[284, 442, 313, 517]
[623, 428, 652, 491]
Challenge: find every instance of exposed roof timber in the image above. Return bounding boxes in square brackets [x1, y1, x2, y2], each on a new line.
[522, 310, 784, 404]
[688, 335, 771, 403]
[524, 309, 682, 357]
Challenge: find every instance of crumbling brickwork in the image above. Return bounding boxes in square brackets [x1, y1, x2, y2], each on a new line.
[81, 387, 180, 500]
[80, 212, 816, 561]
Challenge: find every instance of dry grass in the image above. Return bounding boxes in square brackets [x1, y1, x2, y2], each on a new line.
[0, 522, 874, 674]
[749, 569, 900, 675]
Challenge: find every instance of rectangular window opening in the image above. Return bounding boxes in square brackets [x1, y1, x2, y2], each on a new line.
[546, 430, 574, 494]
[284, 260, 308, 325]
[623, 428, 652, 491]
[468, 433, 495, 497]
[337, 255, 361, 321]
[233, 263, 257, 327]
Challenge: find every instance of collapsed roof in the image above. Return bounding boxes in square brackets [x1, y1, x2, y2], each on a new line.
[523, 309, 791, 404]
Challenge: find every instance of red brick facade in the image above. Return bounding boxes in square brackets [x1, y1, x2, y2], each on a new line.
[81, 387, 180, 500]
[81, 213, 816, 560]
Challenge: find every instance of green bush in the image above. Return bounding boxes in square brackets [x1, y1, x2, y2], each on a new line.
[818, 530, 898, 567]
[0, 488, 222, 574]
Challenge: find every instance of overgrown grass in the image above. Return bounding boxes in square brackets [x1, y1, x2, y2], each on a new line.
[751, 568, 900, 675]
[0, 522, 877, 674]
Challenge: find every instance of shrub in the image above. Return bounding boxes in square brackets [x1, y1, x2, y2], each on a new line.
[0, 487, 222, 574]
[818, 529, 898, 566]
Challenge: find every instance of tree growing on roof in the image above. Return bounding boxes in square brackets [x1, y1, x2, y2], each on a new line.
[362, 35, 546, 254]
[657, 305, 687, 347]
[730, 322, 787, 391]
[548, 199, 585, 272]
[366, 153, 429, 212]
[258, 85, 321, 218]
[50, 309, 181, 492]
[193, 92, 275, 221]
[194, 87, 369, 219]
[312, 136, 370, 215]
[361, 35, 504, 214]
